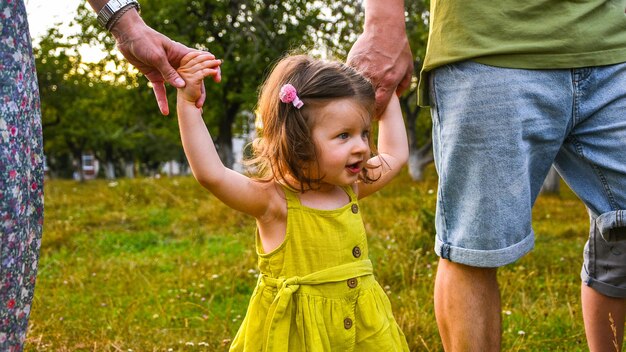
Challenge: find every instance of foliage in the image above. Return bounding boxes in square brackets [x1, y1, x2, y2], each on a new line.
[400, 1, 434, 181]
[36, 1, 435, 178]
[27, 170, 591, 351]
[35, 27, 86, 177]
[63, 0, 367, 170]
[35, 21, 182, 179]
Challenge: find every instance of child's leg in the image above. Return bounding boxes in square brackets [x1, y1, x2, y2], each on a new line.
[582, 285, 626, 351]
[552, 62, 626, 351]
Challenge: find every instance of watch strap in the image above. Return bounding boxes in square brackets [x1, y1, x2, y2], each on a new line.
[97, 0, 141, 30]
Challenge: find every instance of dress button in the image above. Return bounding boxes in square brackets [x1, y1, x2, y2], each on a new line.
[347, 278, 358, 288]
[351, 204, 359, 214]
[352, 246, 361, 258]
[344, 317, 353, 329]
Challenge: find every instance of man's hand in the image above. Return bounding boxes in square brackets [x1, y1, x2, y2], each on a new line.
[347, 0, 413, 117]
[111, 11, 221, 115]
[348, 32, 413, 117]
[177, 51, 222, 103]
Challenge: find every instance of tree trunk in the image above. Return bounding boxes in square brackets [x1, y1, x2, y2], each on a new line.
[402, 94, 434, 181]
[67, 143, 85, 182]
[540, 166, 560, 194]
[217, 141, 234, 169]
[101, 145, 116, 180]
[408, 139, 434, 181]
[104, 161, 116, 180]
[216, 102, 241, 169]
[124, 160, 135, 179]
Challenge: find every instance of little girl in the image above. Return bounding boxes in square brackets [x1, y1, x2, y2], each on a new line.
[176, 51, 410, 351]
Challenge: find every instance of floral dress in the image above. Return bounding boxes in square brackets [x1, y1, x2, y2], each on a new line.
[0, 0, 44, 350]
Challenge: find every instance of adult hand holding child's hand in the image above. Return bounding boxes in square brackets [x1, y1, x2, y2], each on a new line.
[177, 51, 222, 104]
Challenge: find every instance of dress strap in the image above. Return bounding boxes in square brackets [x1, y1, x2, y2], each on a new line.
[279, 183, 357, 205]
[278, 183, 300, 205]
[342, 185, 357, 203]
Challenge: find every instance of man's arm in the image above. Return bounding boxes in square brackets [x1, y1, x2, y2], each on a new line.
[348, 0, 413, 116]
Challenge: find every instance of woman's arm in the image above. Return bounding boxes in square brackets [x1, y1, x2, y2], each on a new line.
[357, 94, 409, 199]
[176, 52, 273, 217]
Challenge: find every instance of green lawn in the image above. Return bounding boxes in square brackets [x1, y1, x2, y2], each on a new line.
[26, 167, 593, 351]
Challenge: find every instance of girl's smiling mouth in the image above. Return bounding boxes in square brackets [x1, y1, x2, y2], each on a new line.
[346, 162, 362, 174]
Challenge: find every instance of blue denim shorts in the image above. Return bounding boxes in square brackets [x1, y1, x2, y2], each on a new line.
[430, 61, 626, 297]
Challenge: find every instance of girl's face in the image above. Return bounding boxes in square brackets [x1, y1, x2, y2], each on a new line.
[309, 98, 371, 189]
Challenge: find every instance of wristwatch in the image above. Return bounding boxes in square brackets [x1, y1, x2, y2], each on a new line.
[97, 0, 141, 30]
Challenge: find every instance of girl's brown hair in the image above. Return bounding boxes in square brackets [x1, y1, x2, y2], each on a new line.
[247, 54, 378, 191]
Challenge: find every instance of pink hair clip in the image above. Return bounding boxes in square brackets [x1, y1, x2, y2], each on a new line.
[279, 84, 304, 109]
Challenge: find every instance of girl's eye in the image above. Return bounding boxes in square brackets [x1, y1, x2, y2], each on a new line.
[338, 133, 349, 140]
[361, 130, 369, 139]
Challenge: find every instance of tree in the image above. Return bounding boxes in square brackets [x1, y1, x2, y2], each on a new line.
[36, 5, 188, 179]
[400, 0, 432, 181]
[71, 0, 365, 169]
[35, 27, 96, 179]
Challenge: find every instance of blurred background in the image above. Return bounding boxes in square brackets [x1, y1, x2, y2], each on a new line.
[24, 1, 584, 351]
[28, 0, 433, 184]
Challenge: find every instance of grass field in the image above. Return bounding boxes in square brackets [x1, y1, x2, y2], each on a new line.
[26, 167, 594, 351]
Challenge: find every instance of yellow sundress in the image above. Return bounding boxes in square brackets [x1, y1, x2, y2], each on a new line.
[229, 185, 409, 351]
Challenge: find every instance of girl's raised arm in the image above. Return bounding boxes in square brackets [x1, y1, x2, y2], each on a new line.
[357, 94, 409, 199]
[176, 52, 274, 217]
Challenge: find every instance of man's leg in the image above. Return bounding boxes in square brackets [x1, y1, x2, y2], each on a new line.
[435, 260, 500, 352]
[582, 285, 626, 352]
[429, 62, 573, 351]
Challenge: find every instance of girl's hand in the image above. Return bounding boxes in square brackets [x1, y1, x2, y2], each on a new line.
[107, 9, 217, 114]
[177, 51, 223, 103]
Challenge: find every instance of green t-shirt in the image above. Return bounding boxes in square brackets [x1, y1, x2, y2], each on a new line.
[418, 0, 626, 105]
